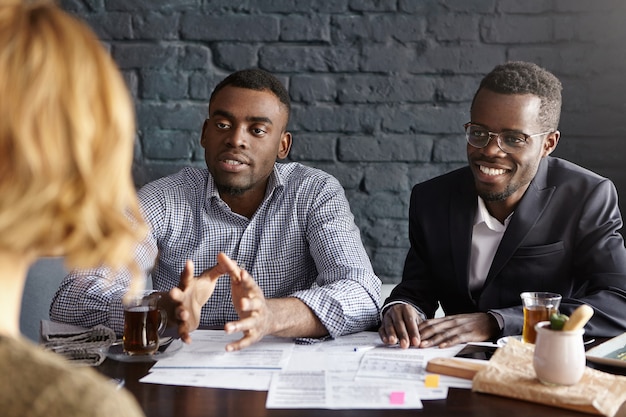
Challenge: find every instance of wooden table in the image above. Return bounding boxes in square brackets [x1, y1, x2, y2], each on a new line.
[97, 339, 626, 417]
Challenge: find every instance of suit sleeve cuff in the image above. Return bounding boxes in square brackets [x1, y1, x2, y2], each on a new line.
[487, 310, 504, 332]
[381, 300, 426, 323]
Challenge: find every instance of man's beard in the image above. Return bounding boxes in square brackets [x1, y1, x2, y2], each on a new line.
[478, 184, 516, 202]
[217, 184, 248, 196]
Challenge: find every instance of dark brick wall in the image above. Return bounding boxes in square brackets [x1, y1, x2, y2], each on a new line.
[60, 0, 626, 284]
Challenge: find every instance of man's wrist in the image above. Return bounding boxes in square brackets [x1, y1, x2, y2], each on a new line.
[381, 300, 426, 322]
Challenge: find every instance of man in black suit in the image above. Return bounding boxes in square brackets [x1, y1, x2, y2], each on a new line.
[379, 61, 626, 349]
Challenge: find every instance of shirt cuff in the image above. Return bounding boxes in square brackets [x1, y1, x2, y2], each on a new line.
[381, 300, 426, 323]
[294, 335, 334, 345]
[487, 310, 504, 332]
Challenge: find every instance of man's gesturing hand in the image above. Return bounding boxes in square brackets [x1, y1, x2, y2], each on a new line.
[221, 254, 273, 351]
[165, 252, 243, 344]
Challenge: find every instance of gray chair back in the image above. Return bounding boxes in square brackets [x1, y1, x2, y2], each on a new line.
[19, 257, 66, 342]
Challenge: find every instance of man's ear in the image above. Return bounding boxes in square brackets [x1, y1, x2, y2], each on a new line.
[200, 119, 209, 148]
[542, 130, 560, 157]
[277, 131, 292, 160]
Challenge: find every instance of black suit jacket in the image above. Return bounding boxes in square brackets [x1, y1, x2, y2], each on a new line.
[387, 156, 626, 337]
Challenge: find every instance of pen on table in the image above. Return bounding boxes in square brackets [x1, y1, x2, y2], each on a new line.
[353, 345, 378, 352]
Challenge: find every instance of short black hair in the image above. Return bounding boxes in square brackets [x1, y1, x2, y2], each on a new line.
[210, 68, 291, 122]
[472, 61, 562, 130]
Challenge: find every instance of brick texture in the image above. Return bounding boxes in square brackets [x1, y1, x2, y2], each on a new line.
[61, 0, 626, 284]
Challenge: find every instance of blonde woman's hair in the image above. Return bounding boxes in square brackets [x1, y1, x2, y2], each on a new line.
[0, 0, 147, 273]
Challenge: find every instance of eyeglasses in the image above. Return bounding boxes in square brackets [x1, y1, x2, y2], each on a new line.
[464, 122, 553, 154]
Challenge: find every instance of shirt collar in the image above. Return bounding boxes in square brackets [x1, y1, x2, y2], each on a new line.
[474, 196, 512, 232]
[267, 163, 284, 193]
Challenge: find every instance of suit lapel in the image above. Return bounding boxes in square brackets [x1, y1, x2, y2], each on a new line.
[485, 157, 555, 285]
[450, 169, 478, 297]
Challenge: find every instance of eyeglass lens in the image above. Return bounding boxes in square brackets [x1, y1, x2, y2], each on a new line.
[465, 124, 528, 153]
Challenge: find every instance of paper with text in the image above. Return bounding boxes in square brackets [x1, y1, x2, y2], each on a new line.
[151, 330, 294, 370]
[266, 371, 424, 409]
[141, 330, 473, 394]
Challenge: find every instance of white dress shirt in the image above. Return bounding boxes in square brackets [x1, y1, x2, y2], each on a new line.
[469, 196, 512, 294]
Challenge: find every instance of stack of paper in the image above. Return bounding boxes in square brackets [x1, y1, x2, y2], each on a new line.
[140, 330, 473, 409]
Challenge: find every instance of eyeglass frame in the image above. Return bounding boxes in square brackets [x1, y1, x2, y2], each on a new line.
[463, 122, 554, 154]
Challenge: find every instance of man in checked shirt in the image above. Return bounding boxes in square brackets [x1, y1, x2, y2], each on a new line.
[50, 68, 382, 351]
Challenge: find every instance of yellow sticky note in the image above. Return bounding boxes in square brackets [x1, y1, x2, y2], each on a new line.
[424, 374, 440, 388]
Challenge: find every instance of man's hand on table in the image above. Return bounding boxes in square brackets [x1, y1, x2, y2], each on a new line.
[379, 304, 499, 348]
[415, 313, 500, 348]
[378, 303, 423, 348]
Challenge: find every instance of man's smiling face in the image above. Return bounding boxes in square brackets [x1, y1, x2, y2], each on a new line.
[467, 88, 557, 207]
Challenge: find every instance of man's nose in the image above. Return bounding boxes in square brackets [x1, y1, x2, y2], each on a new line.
[226, 126, 247, 148]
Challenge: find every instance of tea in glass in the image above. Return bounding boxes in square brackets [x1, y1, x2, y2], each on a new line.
[520, 292, 562, 343]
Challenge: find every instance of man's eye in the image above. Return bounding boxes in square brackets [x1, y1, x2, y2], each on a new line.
[252, 127, 267, 135]
[216, 122, 230, 129]
[502, 134, 526, 145]
[470, 128, 488, 138]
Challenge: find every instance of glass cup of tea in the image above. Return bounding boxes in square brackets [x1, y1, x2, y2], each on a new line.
[123, 290, 167, 355]
[520, 292, 562, 344]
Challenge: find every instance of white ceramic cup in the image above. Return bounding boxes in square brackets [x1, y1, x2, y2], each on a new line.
[532, 321, 586, 386]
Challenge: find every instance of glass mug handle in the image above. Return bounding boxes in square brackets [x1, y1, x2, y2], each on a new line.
[157, 308, 168, 335]
[147, 292, 168, 336]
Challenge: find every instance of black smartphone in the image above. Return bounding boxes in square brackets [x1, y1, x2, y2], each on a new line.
[454, 344, 498, 361]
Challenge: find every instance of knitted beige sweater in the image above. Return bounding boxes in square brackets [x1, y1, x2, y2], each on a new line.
[0, 336, 144, 417]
